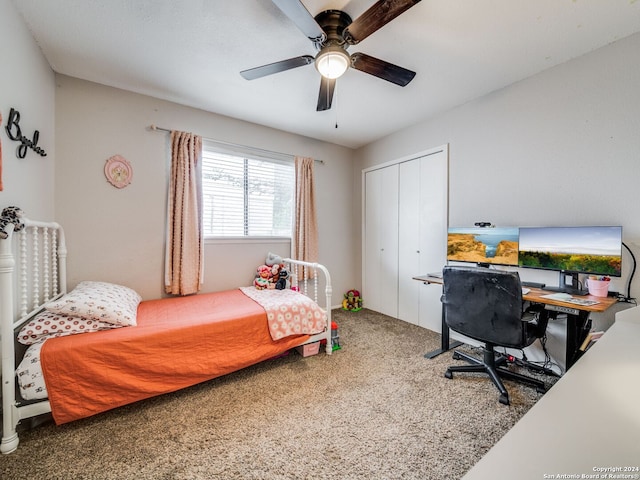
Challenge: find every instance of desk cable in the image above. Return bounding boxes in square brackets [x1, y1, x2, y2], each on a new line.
[621, 242, 637, 304]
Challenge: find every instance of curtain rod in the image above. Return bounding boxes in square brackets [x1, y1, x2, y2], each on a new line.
[149, 124, 324, 164]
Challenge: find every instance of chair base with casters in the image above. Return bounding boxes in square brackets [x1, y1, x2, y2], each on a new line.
[445, 344, 547, 405]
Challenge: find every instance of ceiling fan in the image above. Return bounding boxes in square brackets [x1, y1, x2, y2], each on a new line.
[240, 0, 421, 111]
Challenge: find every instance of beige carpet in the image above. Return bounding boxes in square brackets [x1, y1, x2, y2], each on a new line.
[1, 309, 557, 479]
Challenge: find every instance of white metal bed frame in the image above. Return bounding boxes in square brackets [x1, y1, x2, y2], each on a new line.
[1, 218, 332, 454]
[1, 219, 67, 454]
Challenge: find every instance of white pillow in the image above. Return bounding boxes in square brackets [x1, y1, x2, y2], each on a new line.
[17, 310, 119, 345]
[45, 281, 141, 327]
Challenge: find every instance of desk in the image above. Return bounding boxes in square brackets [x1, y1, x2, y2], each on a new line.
[462, 306, 640, 479]
[415, 274, 618, 371]
[524, 287, 618, 370]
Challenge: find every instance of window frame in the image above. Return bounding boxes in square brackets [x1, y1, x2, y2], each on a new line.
[201, 140, 295, 243]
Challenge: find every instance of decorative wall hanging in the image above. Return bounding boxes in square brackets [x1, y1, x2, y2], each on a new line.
[4, 108, 48, 159]
[104, 155, 133, 189]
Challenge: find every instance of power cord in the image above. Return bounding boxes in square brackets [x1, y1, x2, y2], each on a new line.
[620, 241, 637, 304]
[497, 338, 561, 378]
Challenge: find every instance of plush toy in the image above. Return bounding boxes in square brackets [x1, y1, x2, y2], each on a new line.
[0, 206, 25, 240]
[265, 252, 282, 267]
[254, 265, 271, 290]
[270, 262, 280, 277]
[266, 266, 278, 289]
[254, 253, 292, 290]
[342, 289, 363, 311]
[275, 268, 290, 290]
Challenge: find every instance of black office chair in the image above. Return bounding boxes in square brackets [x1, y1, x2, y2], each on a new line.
[441, 266, 549, 405]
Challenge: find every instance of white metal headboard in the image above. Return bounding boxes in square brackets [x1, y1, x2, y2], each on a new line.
[1, 218, 67, 454]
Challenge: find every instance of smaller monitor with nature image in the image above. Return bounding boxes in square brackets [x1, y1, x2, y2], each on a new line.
[518, 226, 622, 277]
[447, 227, 519, 267]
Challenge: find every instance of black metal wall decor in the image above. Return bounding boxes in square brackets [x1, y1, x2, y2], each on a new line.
[4, 108, 48, 159]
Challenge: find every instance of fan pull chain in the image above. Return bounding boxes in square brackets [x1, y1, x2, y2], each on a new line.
[334, 84, 339, 129]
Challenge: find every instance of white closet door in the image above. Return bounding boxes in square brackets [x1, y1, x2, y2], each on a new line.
[398, 151, 448, 328]
[417, 151, 448, 332]
[364, 165, 399, 318]
[398, 159, 421, 324]
[363, 146, 447, 326]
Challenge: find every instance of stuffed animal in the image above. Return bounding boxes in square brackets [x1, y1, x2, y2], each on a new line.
[0, 206, 25, 240]
[265, 252, 282, 267]
[270, 262, 280, 277]
[254, 265, 272, 290]
[254, 253, 291, 290]
[275, 268, 290, 290]
[267, 263, 281, 289]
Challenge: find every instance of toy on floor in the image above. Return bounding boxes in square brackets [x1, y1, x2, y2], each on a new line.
[331, 321, 341, 351]
[342, 289, 362, 311]
[320, 320, 341, 351]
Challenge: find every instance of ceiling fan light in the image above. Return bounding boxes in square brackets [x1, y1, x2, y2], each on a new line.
[315, 46, 350, 79]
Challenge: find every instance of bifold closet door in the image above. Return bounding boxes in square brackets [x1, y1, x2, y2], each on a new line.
[363, 165, 399, 318]
[397, 151, 448, 331]
[397, 159, 421, 325]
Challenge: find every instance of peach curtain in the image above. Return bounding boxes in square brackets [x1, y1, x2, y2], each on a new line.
[293, 156, 318, 277]
[164, 130, 203, 295]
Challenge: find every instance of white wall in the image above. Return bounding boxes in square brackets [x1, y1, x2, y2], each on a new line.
[0, 0, 55, 220]
[355, 32, 640, 303]
[55, 75, 356, 301]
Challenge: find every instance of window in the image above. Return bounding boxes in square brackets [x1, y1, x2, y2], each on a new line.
[202, 142, 294, 238]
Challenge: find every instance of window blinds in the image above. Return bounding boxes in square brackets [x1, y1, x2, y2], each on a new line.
[201, 147, 294, 238]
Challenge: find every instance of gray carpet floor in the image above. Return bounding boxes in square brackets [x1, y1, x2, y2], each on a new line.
[0, 309, 557, 479]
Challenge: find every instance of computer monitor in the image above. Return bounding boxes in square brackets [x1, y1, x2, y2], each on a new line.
[518, 226, 622, 294]
[447, 227, 519, 267]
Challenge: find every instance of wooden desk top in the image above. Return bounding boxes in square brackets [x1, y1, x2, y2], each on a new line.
[413, 274, 443, 284]
[524, 287, 618, 313]
[414, 275, 618, 313]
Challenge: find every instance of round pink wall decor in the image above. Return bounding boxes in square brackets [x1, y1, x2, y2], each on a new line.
[104, 155, 133, 188]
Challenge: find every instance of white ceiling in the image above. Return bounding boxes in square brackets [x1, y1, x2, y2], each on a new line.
[12, 0, 640, 149]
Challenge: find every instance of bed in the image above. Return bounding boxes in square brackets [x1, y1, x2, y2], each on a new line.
[1, 218, 332, 454]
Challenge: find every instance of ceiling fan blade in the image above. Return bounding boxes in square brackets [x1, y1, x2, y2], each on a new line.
[240, 55, 314, 80]
[272, 0, 326, 43]
[351, 52, 416, 86]
[316, 76, 336, 111]
[343, 0, 422, 45]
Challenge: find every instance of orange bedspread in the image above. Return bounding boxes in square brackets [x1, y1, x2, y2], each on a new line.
[41, 289, 309, 424]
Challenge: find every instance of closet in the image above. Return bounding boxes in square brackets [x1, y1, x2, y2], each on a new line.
[363, 146, 448, 332]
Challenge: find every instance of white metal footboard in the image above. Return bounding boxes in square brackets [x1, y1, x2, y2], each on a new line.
[1, 219, 67, 454]
[282, 258, 333, 355]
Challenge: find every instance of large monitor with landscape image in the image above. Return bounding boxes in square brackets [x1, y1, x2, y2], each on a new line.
[447, 227, 519, 267]
[518, 226, 622, 293]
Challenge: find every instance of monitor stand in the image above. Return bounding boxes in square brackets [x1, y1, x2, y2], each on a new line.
[543, 271, 588, 296]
